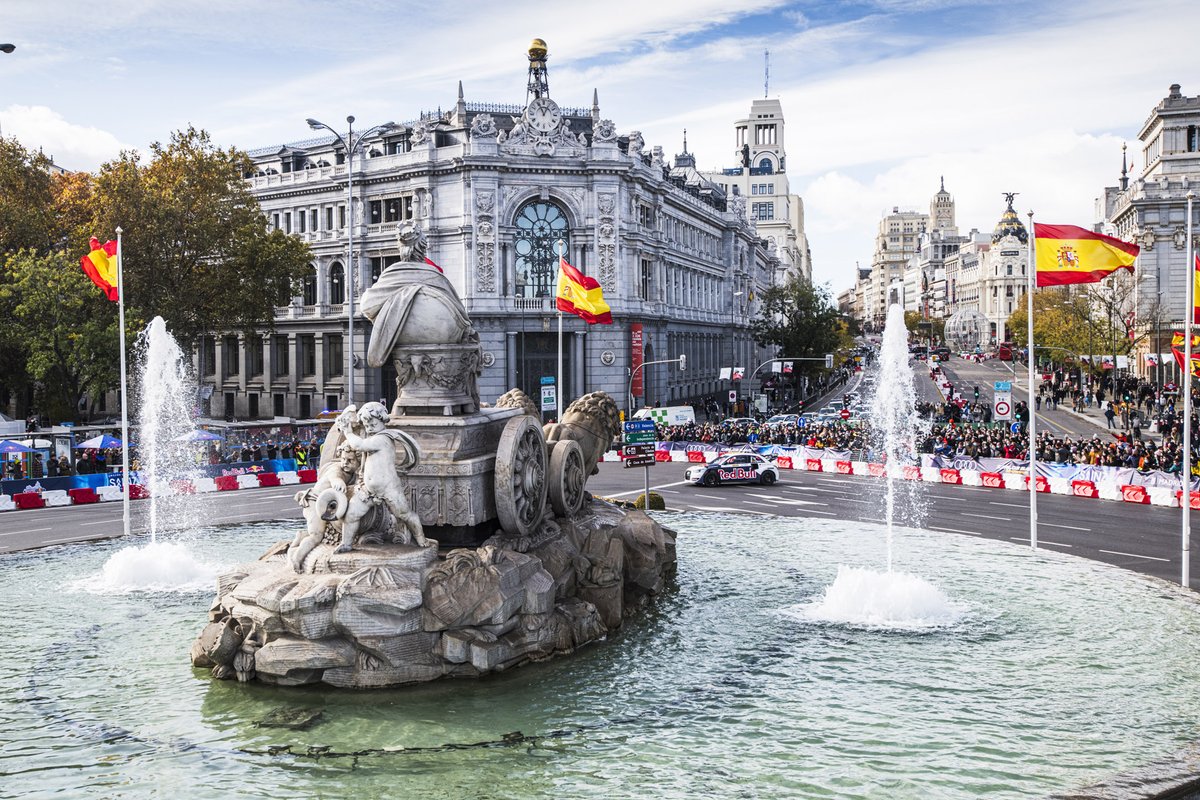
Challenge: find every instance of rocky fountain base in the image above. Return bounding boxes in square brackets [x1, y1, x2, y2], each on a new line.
[191, 502, 676, 688]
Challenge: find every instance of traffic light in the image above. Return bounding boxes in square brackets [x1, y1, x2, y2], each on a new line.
[824, 353, 834, 369]
[678, 354, 687, 371]
[973, 386, 980, 400]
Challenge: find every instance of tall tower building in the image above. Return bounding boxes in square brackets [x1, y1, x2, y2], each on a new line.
[698, 97, 811, 282]
[929, 176, 956, 235]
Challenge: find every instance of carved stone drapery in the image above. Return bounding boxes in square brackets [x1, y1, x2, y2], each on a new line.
[470, 113, 497, 138]
[596, 191, 617, 291]
[475, 190, 497, 292]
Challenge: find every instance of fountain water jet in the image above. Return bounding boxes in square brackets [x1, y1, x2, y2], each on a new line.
[82, 316, 217, 593]
[802, 304, 952, 629]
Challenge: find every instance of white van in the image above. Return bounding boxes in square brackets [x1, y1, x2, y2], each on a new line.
[632, 406, 696, 426]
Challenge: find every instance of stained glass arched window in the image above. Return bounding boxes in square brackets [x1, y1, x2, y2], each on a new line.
[514, 200, 569, 297]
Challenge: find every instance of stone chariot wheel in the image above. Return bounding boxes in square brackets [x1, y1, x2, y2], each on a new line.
[494, 414, 548, 536]
[547, 439, 586, 517]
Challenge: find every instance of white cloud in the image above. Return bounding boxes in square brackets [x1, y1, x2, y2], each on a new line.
[0, 105, 129, 171]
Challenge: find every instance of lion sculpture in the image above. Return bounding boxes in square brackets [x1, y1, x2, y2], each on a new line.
[543, 391, 621, 478]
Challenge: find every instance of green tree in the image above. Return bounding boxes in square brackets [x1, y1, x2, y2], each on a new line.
[0, 136, 55, 254]
[750, 276, 848, 377]
[89, 126, 311, 348]
[0, 250, 123, 421]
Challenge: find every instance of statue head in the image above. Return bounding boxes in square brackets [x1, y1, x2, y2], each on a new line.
[358, 401, 391, 432]
[396, 224, 428, 264]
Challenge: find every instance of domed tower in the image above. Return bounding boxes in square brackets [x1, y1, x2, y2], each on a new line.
[992, 192, 1028, 244]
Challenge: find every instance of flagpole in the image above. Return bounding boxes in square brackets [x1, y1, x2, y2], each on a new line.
[116, 227, 131, 539]
[556, 240, 564, 422]
[1183, 190, 1195, 587]
[1027, 211, 1038, 550]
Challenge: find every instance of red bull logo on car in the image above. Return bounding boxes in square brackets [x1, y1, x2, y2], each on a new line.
[716, 467, 757, 481]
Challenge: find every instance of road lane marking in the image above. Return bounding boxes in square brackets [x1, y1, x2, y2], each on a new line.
[1042, 523, 1091, 532]
[962, 513, 1009, 520]
[929, 526, 982, 536]
[989, 502, 1026, 508]
[79, 520, 117, 527]
[1039, 540, 1073, 548]
[694, 493, 723, 500]
[0, 527, 52, 537]
[743, 501, 775, 507]
[1098, 549, 1169, 562]
[606, 480, 690, 498]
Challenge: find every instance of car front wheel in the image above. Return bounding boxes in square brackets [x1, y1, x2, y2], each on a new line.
[702, 471, 719, 487]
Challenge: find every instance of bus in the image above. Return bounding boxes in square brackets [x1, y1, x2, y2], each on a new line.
[996, 341, 1014, 361]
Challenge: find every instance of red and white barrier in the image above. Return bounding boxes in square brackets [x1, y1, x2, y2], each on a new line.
[43, 490, 71, 507]
[1099, 482, 1122, 501]
[669, 450, 689, 463]
[776, 456, 793, 470]
[1119, 484, 1149, 504]
[962, 470, 982, 487]
[236, 473, 260, 489]
[1048, 477, 1071, 495]
[602, 450, 621, 462]
[1178, 491, 1200, 510]
[939, 468, 962, 485]
[806, 458, 822, 472]
[0, 494, 15, 511]
[1148, 486, 1176, 507]
[902, 465, 921, 481]
[97, 485, 124, 501]
[276, 470, 302, 484]
[1003, 472, 1026, 491]
[1070, 480, 1098, 499]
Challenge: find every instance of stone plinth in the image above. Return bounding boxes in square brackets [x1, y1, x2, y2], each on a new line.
[192, 501, 677, 689]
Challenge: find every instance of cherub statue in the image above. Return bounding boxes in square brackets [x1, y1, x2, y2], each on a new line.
[333, 401, 430, 551]
[288, 443, 360, 571]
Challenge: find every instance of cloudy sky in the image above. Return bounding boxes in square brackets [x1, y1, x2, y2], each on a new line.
[2, 0, 1196, 294]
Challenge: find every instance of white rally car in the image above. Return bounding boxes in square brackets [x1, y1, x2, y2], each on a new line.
[685, 452, 781, 487]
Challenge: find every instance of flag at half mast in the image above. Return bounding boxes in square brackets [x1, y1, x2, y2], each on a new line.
[1033, 224, 1138, 287]
[556, 258, 612, 324]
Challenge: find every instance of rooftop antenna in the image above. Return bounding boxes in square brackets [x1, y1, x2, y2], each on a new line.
[764, 50, 770, 97]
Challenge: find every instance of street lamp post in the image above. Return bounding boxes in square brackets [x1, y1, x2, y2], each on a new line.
[305, 115, 394, 407]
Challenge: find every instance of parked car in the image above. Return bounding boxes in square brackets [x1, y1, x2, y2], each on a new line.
[684, 452, 781, 487]
[764, 414, 800, 428]
[721, 417, 758, 426]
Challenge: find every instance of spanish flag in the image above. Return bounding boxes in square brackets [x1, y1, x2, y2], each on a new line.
[80, 236, 118, 301]
[1172, 331, 1200, 349]
[1033, 224, 1138, 287]
[556, 258, 612, 324]
[1193, 254, 1199, 325]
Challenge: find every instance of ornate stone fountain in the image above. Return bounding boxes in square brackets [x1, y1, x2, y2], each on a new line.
[191, 225, 676, 689]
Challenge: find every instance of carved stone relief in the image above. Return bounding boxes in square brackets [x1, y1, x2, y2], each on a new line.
[475, 189, 496, 292]
[470, 113, 498, 138]
[593, 119, 617, 143]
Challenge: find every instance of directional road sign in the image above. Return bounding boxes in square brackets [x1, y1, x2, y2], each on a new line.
[624, 455, 655, 468]
[622, 443, 654, 458]
[624, 420, 656, 433]
[623, 432, 656, 444]
[1010, 422, 1022, 434]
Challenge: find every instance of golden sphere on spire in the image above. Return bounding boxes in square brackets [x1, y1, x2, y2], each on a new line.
[528, 38, 548, 61]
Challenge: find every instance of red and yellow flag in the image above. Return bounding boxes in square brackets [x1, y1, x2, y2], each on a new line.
[80, 236, 118, 301]
[556, 258, 612, 324]
[1033, 224, 1138, 287]
[1172, 331, 1200, 349]
[1193, 254, 1200, 325]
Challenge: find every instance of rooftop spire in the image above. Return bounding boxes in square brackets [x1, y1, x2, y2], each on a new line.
[592, 88, 599, 121]
[940, 175, 945, 192]
[683, 128, 688, 154]
[1120, 142, 1129, 191]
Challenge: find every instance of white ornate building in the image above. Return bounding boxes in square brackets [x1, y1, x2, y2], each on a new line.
[698, 97, 811, 282]
[205, 40, 778, 420]
[1104, 83, 1200, 375]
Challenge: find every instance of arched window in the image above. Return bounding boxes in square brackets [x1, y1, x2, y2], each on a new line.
[757, 157, 773, 174]
[329, 262, 345, 305]
[513, 200, 569, 297]
[302, 266, 318, 306]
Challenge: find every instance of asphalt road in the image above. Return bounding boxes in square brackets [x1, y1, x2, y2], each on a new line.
[589, 460, 1197, 589]
[6, 460, 1191, 589]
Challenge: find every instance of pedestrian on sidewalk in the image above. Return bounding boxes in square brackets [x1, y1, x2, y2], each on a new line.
[1104, 402, 1116, 429]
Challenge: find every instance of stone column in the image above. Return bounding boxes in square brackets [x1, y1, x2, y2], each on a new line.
[237, 334, 248, 393]
[314, 333, 326, 398]
[506, 331, 518, 393]
[287, 334, 299, 395]
[572, 330, 586, 402]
